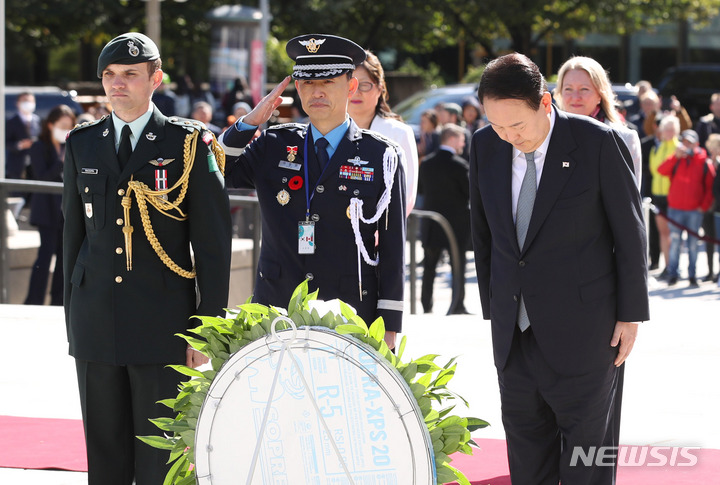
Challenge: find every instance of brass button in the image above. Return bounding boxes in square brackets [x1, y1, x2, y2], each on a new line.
[353, 189, 360, 196]
[118, 188, 125, 196]
[116, 218, 123, 226]
[115, 276, 123, 283]
[519, 261, 526, 267]
[116, 247, 123, 254]
[84, 187, 89, 193]
[316, 185, 325, 193]
[305, 273, 314, 281]
[311, 213, 320, 222]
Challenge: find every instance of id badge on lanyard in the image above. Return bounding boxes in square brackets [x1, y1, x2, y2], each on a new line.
[298, 221, 315, 254]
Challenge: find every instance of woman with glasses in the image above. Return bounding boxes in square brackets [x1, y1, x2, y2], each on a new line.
[554, 56, 642, 187]
[348, 50, 419, 214]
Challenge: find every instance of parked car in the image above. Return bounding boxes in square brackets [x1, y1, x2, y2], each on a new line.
[656, 64, 720, 121]
[4, 86, 84, 120]
[394, 82, 640, 138]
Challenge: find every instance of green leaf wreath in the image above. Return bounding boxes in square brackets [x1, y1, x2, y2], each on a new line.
[139, 281, 488, 485]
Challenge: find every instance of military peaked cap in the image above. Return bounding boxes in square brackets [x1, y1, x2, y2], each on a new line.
[286, 34, 366, 80]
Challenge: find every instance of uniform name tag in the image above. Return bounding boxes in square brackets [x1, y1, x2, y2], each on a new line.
[81, 168, 98, 174]
[85, 203, 93, 219]
[298, 221, 315, 254]
[279, 160, 302, 171]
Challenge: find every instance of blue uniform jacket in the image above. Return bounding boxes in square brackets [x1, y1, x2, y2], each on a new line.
[221, 119, 407, 331]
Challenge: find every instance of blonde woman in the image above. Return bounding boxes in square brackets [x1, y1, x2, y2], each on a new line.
[554, 56, 642, 187]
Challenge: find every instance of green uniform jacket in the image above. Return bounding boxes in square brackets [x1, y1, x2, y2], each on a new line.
[63, 107, 232, 365]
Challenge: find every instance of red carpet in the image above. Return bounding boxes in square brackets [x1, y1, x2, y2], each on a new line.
[0, 415, 87, 471]
[1, 416, 718, 483]
[449, 438, 720, 485]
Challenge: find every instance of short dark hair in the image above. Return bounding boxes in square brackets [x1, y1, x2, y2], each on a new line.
[477, 53, 548, 111]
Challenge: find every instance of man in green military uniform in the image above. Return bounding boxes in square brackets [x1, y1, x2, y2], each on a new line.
[63, 33, 232, 484]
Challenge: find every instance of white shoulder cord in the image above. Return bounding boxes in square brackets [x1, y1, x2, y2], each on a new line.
[349, 146, 400, 299]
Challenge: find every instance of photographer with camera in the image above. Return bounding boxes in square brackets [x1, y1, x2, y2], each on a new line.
[657, 129, 716, 286]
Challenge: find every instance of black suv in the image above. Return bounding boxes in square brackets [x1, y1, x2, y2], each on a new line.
[656, 64, 720, 121]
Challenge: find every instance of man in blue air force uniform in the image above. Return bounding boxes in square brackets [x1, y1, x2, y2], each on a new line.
[63, 33, 231, 484]
[220, 34, 406, 348]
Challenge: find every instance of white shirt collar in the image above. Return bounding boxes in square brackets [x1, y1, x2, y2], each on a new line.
[112, 104, 154, 148]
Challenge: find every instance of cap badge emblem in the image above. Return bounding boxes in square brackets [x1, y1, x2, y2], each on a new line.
[127, 41, 140, 57]
[299, 38, 326, 53]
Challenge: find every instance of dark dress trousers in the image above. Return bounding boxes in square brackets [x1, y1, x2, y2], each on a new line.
[470, 108, 650, 484]
[25, 139, 64, 305]
[417, 147, 470, 313]
[5, 112, 41, 179]
[221, 120, 406, 331]
[63, 107, 232, 485]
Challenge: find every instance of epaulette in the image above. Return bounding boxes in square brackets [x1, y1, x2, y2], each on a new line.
[69, 114, 108, 135]
[267, 122, 306, 131]
[359, 128, 402, 151]
[168, 116, 208, 133]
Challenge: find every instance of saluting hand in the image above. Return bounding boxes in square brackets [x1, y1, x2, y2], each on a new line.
[242, 76, 292, 127]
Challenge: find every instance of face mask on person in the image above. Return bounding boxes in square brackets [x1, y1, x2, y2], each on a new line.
[52, 127, 70, 144]
[18, 101, 36, 114]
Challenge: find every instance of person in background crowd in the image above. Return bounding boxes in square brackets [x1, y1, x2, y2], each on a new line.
[151, 73, 177, 116]
[5, 91, 42, 218]
[348, 50, 419, 213]
[437, 102, 471, 160]
[418, 123, 470, 315]
[649, 115, 681, 277]
[625, 80, 653, 119]
[191, 101, 223, 137]
[657, 129, 716, 287]
[704, 133, 720, 282]
[629, 90, 660, 139]
[63, 32, 231, 484]
[645, 93, 692, 141]
[222, 76, 253, 119]
[224, 101, 253, 132]
[461, 96, 486, 133]
[695, 92, 720, 148]
[417, 109, 440, 160]
[24, 104, 76, 305]
[640, 117, 660, 270]
[554, 56, 642, 187]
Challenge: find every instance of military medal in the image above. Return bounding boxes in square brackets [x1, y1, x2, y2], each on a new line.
[287, 146, 298, 162]
[339, 165, 374, 182]
[277, 189, 290, 206]
[155, 169, 168, 191]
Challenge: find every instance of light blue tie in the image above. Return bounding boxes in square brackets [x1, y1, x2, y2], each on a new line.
[516, 151, 536, 332]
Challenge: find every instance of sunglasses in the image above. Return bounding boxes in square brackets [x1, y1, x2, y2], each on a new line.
[357, 81, 377, 92]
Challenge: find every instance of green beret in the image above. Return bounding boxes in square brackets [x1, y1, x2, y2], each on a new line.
[97, 32, 160, 78]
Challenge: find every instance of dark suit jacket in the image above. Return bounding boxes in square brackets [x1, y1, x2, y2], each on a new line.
[418, 148, 470, 249]
[29, 139, 64, 227]
[470, 108, 649, 375]
[222, 120, 407, 331]
[5, 113, 41, 178]
[63, 107, 232, 365]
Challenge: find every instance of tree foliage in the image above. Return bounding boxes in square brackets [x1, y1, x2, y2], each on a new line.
[5, 0, 720, 84]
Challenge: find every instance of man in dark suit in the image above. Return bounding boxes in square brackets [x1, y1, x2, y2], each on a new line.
[63, 33, 231, 485]
[418, 123, 470, 314]
[470, 53, 649, 484]
[5, 91, 42, 215]
[220, 34, 406, 349]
